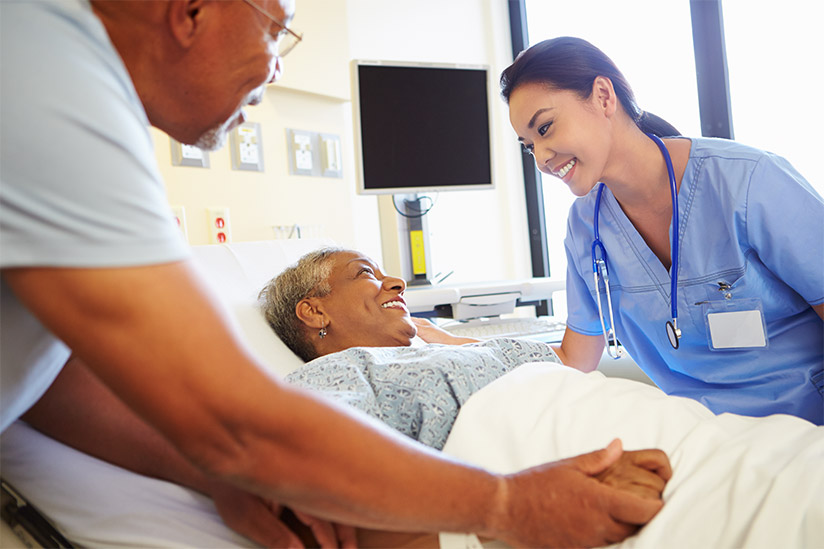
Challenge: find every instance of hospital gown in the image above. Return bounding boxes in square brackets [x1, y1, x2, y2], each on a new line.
[285, 338, 561, 449]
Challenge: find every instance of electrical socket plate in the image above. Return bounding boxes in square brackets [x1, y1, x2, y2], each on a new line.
[286, 129, 342, 178]
[170, 139, 210, 168]
[171, 205, 189, 243]
[287, 129, 314, 176]
[207, 207, 232, 244]
[320, 133, 343, 178]
[230, 122, 264, 172]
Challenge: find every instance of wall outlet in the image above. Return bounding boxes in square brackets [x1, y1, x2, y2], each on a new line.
[171, 205, 189, 243]
[207, 207, 232, 244]
[320, 134, 343, 177]
[286, 129, 343, 178]
[287, 129, 314, 176]
[230, 122, 264, 172]
[170, 139, 210, 168]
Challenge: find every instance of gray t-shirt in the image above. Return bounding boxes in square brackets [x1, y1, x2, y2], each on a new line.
[0, 0, 190, 431]
[286, 338, 561, 449]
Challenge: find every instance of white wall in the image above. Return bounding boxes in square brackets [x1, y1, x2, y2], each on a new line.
[345, 0, 532, 283]
[156, 0, 532, 282]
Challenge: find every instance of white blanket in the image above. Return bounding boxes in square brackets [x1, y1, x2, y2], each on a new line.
[439, 363, 824, 549]
[3, 362, 822, 548]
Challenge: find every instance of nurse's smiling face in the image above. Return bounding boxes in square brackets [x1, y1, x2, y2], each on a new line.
[303, 251, 417, 353]
[508, 79, 616, 197]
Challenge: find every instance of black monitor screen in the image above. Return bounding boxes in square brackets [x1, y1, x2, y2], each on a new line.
[355, 63, 493, 195]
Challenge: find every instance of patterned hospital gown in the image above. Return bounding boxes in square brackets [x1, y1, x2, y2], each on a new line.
[285, 338, 561, 449]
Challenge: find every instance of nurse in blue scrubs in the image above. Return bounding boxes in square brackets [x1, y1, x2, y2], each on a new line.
[502, 37, 824, 425]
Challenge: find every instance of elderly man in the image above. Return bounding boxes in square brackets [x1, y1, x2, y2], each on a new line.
[0, 1, 669, 546]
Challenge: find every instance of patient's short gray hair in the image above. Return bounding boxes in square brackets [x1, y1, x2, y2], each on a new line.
[258, 247, 347, 362]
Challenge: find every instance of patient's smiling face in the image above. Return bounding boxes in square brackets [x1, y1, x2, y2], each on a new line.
[310, 251, 417, 352]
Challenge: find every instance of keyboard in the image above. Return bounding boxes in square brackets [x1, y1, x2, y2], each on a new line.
[441, 317, 566, 340]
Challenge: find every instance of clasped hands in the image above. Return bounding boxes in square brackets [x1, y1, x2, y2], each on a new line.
[213, 316, 671, 548]
[488, 438, 671, 548]
[209, 438, 670, 549]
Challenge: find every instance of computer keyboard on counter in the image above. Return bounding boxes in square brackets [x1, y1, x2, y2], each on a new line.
[441, 316, 566, 340]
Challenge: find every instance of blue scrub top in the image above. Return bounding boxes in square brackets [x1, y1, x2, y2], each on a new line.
[564, 137, 824, 424]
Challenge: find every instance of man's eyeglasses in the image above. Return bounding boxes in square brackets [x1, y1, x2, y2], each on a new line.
[241, 0, 303, 57]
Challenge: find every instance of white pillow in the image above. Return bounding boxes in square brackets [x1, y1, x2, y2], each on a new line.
[231, 302, 304, 377]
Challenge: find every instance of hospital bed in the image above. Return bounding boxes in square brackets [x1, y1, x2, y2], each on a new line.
[2, 239, 821, 548]
[0, 239, 320, 548]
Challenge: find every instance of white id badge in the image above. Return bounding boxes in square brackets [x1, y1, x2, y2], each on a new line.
[704, 298, 768, 351]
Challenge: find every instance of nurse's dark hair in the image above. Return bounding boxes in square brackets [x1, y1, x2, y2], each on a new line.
[500, 36, 681, 138]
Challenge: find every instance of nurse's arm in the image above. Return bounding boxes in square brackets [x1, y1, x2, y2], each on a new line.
[551, 328, 605, 372]
[813, 303, 824, 321]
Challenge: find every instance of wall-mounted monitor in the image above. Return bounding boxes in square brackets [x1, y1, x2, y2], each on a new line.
[353, 61, 494, 195]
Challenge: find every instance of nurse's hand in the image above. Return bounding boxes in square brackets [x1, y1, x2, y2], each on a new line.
[411, 317, 479, 345]
[595, 440, 672, 501]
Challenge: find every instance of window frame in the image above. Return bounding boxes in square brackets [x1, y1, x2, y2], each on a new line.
[507, 0, 732, 314]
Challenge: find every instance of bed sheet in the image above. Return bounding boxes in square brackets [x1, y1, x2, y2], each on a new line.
[438, 362, 824, 549]
[3, 361, 822, 548]
[0, 421, 257, 548]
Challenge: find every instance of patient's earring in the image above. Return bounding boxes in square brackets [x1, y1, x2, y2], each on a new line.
[319, 325, 327, 339]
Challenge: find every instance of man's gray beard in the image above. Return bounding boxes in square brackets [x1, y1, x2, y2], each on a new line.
[192, 87, 264, 151]
[192, 122, 229, 152]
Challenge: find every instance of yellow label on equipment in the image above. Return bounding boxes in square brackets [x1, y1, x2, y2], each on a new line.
[410, 230, 427, 275]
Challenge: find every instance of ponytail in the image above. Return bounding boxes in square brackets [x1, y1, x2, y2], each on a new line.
[638, 111, 681, 137]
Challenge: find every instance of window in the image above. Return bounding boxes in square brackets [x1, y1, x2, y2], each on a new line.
[519, 0, 820, 307]
[524, 0, 700, 289]
[723, 0, 822, 196]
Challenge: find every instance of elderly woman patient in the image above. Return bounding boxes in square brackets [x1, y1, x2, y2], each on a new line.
[260, 247, 578, 449]
[260, 247, 824, 549]
[259, 247, 673, 547]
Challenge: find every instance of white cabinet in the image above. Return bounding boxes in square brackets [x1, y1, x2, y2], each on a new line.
[274, 0, 351, 101]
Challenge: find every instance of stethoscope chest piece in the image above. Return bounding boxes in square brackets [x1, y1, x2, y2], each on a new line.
[666, 320, 681, 350]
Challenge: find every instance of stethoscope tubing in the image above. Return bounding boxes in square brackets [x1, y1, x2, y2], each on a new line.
[647, 133, 680, 323]
[591, 132, 681, 351]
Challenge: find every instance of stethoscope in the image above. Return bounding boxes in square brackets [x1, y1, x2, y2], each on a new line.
[592, 132, 681, 358]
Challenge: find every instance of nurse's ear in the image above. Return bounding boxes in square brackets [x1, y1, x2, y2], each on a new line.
[591, 76, 618, 118]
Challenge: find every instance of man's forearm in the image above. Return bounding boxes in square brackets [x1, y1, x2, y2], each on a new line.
[211, 382, 664, 547]
[24, 354, 501, 538]
[6, 262, 664, 547]
[221, 380, 503, 535]
[10, 265, 499, 536]
[23, 355, 211, 494]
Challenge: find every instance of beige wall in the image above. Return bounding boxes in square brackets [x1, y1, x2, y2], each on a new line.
[155, 0, 532, 282]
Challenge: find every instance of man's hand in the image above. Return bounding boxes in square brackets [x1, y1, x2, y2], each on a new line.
[209, 482, 357, 548]
[595, 441, 672, 501]
[489, 439, 668, 548]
